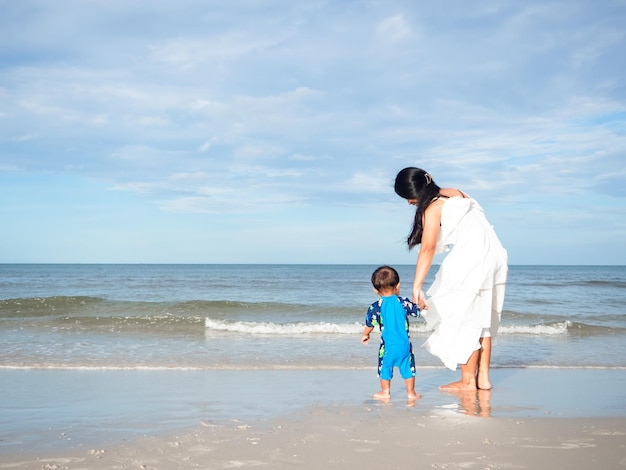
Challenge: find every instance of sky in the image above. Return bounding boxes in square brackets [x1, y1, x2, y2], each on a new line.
[1, 0, 625, 265]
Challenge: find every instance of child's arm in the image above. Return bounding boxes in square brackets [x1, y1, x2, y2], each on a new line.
[361, 325, 374, 344]
[400, 297, 421, 317]
[363, 300, 381, 344]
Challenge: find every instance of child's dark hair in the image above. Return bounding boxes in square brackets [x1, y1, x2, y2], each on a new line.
[394, 167, 442, 249]
[371, 265, 400, 292]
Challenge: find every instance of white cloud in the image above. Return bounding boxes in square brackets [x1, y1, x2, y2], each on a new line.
[148, 33, 279, 70]
[376, 14, 415, 42]
[136, 116, 171, 127]
[199, 138, 218, 153]
[344, 172, 391, 194]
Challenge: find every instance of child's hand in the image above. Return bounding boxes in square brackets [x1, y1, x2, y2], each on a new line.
[361, 334, 370, 344]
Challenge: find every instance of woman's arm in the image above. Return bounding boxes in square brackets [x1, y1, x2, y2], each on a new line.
[412, 199, 443, 307]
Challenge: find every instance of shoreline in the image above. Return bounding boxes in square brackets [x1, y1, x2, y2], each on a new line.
[2, 367, 626, 469]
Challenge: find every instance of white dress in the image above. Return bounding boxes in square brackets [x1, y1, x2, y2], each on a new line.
[422, 196, 508, 370]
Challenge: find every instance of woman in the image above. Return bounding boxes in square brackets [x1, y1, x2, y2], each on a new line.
[394, 167, 508, 390]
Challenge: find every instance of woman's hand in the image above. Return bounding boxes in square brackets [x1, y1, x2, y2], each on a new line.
[413, 286, 428, 310]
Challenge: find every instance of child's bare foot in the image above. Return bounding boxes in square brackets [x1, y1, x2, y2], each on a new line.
[407, 392, 421, 400]
[439, 379, 477, 391]
[373, 390, 391, 400]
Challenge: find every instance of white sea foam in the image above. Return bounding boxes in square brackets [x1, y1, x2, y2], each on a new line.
[499, 320, 571, 335]
[204, 317, 572, 336]
[204, 317, 364, 335]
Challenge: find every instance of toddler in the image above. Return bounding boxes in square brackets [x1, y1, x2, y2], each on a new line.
[362, 265, 421, 400]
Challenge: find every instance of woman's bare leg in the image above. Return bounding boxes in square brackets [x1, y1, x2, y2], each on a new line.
[476, 337, 492, 390]
[440, 349, 479, 390]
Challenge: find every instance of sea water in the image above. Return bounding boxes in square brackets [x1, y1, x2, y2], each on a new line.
[1, 264, 625, 370]
[1, 264, 626, 452]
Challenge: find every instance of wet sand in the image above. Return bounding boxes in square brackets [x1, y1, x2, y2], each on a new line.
[1, 368, 625, 469]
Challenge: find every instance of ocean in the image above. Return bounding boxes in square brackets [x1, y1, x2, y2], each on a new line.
[1, 263, 625, 370]
[2, 264, 626, 453]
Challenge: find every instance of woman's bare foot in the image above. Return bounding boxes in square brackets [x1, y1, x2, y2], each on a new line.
[439, 379, 477, 391]
[477, 372, 492, 390]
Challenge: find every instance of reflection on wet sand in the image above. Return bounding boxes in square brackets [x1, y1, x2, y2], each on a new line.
[444, 389, 492, 417]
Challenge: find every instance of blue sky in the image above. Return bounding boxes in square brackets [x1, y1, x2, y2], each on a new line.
[1, 0, 625, 265]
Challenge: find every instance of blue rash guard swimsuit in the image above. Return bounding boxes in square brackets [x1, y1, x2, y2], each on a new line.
[365, 296, 420, 380]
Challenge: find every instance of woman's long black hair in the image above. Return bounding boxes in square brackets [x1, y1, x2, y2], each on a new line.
[394, 167, 441, 249]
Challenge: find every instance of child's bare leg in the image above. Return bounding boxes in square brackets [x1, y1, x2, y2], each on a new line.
[477, 337, 492, 390]
[373, 379, 391, 399]
[405, 377, 421, 400]
[440, 349, 479, 391]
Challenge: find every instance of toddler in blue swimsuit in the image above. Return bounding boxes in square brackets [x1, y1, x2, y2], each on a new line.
[362, 265, 422, 400]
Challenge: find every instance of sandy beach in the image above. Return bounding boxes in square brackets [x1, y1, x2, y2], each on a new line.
[5, 410, 625, 470]
[1, 368, 625, 469]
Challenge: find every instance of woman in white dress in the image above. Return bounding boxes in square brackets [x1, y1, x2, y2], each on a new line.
[394, 167, 508, 390]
